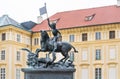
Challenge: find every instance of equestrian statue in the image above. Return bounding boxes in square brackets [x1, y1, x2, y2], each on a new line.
[39, 18, 78, 64]
[21, 18, 78, 68]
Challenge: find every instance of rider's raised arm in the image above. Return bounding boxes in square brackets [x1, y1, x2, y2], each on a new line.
[47, 18, 57, 29]
[47, 18, 52, 28]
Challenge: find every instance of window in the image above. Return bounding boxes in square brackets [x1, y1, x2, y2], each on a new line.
[2, 33, 6, 41]
[69, 35, 74, 42]
[109, 31, 115, 39]
[26, 37, 30, 45]
[95, 68, 102, 79]
[82, 33, 87, 41]
[17, 51, 20, 61]
[82, 50, 88, 60]
[81, 68, 89, 79]
[95, 32, 101, 40]
[108, 68, 116, 79]
[17, 34, 21, 42]
[85, 14, 96, 21]
[1, 50, 5, 60]
[34, 38, 39, 45]
[109, 48, 115, 60]
[95, 49, 101, 60]
[0, 68, 5, 79]
[16, 69, 20, 79]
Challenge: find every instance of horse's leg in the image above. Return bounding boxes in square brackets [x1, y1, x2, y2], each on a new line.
[58, 57, 65, 62]
[51, 42, 58, 63]
[52, 42, 57, 52]
[52, 52, 56, 63]
[58, 54, 69, 64]
[58, 52, 67, 63]
[60, 52, 69, 64]
[63, 54, 69, 63]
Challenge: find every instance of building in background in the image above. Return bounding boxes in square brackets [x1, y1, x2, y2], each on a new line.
[1, 4, 120, 79]
[0, 15, 31, 79]
[32, 5, 120, 79]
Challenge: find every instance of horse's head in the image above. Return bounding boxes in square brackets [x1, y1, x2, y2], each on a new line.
[40, 30, 49, 40]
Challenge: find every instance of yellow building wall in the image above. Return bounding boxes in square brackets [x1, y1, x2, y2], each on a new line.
[0, 25, 31, 79]
[1, 23, 120, 79]
[32, 23, 120, 79]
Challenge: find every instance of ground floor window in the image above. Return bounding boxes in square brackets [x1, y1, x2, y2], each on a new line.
[81, 68, 89, 79]
[95, 68, 101, 79]
[16, 68, 20, 79]
[108, 67, 116, 79]
[0, 68, 5, 79]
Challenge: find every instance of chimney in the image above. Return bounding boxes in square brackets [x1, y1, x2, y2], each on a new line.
[37, 16, 43, 24]
[117, 0, 120, 6]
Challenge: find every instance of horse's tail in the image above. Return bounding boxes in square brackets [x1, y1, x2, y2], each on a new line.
[71, 46, 78, 53]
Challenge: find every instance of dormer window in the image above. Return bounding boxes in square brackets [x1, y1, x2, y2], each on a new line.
[85, 14, 96, 21]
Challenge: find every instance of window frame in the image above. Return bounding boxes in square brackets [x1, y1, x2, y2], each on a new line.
[16, 51, 20, 61]
[95, 49, 101, 60]
[95, 68, 102, 79]
[82, 33, 87, 41]
[109, 31, 115, 39]
[34, 38, 39, 45]
[17, 34, 21, 42]
[2, 33, 6, 41]
[109, 48, 115, 60]
[85, 14, 96, 21]
[95, 32, 101, 40]
[16, 68, 20, 79]
[0, 68, 6, 79]
[69, 35, 74, 42]
[1, 50, 5, 60]
[82, 50, 88, 61]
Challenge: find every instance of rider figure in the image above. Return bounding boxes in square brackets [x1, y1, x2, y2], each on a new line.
[47, 18, 62, 52]
[40, 31, 47, 51]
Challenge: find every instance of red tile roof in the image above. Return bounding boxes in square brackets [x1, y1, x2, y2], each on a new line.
[32, 5, 120, 32]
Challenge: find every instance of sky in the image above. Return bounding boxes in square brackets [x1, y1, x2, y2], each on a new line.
[0, 0, 117, 23]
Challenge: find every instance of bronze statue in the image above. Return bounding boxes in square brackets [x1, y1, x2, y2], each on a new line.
[21, 48, 52, 68]
[39, 30, 78, 64]
[47, 18, 61, 41]
[47, 18, 62, 53]
[20, 48, 39, 67]
[21, 18, 78, 68]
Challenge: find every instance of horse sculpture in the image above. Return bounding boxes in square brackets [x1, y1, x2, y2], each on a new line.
[39, 30, 78, 64]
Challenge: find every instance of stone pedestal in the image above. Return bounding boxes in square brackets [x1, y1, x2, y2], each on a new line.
[22, 68, 76, 79]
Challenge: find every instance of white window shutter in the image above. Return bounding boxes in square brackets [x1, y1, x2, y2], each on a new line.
[109, 68, 116, 79]
[81, 68, 89, 79]
[109, 48, 115, 59]
[82, 50, 88, 60]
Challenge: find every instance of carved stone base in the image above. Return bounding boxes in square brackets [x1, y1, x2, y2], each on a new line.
[21, 68, 76, 79]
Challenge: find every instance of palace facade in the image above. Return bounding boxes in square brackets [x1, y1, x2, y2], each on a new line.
[0, 15, 31, 79]
[0, 5, 120, 79]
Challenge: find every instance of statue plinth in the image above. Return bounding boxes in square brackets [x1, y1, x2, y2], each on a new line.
[22, 68, 76, 79]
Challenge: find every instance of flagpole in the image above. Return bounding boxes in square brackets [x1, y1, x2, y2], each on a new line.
[44, 3, 52, 37]
[44, 3, 49, 19]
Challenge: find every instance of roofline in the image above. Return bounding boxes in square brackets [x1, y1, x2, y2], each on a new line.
[0, 24, 31, 32]
[32, 22, 120, 33]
